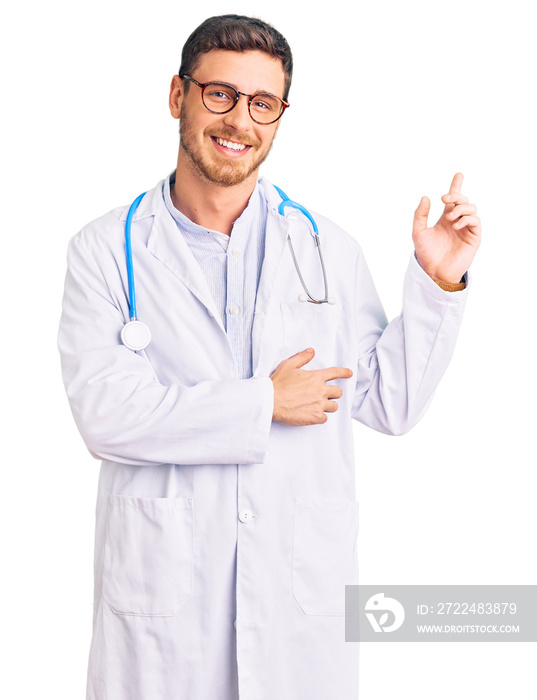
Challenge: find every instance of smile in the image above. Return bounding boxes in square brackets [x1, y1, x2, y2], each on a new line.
[211, 136, 251, 152]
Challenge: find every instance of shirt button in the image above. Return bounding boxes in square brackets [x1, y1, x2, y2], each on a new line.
[238, 510, 254, 523]
[232, 249, 241, 257]
[229, 305, 239, 315]
[234, 620, 237, 629]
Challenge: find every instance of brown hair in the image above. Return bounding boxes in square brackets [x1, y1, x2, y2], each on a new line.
[179, 15, 293, 100]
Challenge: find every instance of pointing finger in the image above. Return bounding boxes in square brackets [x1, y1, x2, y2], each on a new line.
[449, 172, 464, 194]
[317, 366, 354, 382]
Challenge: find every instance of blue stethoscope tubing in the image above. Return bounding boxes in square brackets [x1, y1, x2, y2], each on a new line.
[120, 191, 151, 351]
[125, 191, 147, 320]
[121, 185, 333, 351]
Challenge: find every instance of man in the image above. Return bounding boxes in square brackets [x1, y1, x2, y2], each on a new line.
[58, 14, 481, 700]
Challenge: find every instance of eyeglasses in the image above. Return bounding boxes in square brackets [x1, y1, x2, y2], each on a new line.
[180, 74, 290, 125]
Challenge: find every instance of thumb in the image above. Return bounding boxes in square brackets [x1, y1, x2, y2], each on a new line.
[285, 347, 315, 369]
[412, 196, 430, 236]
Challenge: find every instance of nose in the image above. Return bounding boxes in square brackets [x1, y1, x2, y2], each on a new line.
[222, 94, 252, 132]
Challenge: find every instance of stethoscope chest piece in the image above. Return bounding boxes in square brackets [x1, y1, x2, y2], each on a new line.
[121, 320, 151, 352]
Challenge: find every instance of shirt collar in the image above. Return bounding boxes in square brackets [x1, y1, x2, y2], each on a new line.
[162, 170, 263, 237]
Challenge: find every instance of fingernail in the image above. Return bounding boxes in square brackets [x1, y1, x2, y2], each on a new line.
[306, 347, 314, 352]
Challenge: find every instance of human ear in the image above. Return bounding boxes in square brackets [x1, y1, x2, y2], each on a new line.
[169, 75, 184, 120]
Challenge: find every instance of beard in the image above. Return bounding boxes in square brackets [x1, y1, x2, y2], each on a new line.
[179, 102, 274, 187]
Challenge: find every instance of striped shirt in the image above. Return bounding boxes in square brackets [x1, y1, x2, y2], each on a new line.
[162, 172, 267, 380]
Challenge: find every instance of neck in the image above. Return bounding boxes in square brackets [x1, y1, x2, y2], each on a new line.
[171, 148, 258, 236]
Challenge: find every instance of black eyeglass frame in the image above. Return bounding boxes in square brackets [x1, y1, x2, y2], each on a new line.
[180, 74, 290, 125]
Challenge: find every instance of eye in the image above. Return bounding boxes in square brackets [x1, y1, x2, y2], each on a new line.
[252, 97, 271, 111]
[206, 90, 232, 101]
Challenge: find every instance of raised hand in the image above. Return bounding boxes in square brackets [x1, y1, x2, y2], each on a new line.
[412, 172, 482, 285]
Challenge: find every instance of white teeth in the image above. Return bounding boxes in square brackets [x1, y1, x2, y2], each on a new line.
[215, 137, 247, 151]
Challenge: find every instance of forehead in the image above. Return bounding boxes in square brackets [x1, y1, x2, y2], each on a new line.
[192, 50, 286, 97]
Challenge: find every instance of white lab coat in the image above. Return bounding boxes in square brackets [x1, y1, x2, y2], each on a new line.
[58, 177, 469, 700]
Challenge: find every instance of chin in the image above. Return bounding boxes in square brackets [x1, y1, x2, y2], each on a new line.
[193, 151, 266, 187]
[204, 165, 255, 187]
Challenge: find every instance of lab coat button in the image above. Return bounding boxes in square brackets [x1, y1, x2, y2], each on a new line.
[233, 620, 237, 629]
[238, 510, 254, 523]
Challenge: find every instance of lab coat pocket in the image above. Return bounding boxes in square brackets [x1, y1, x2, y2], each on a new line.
[292, 497, 359, 616]
[102, 494, 193, 617]
[281, 302, 341, 366]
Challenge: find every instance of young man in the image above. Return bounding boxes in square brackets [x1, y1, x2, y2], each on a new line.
[58, 14, 481, 700]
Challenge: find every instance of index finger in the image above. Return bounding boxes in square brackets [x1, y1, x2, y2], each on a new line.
[317, 366, 354, 381]
[449, 172, 464, 194]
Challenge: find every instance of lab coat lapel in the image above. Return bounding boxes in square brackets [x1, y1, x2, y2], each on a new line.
[251, 205, 290, 375]
[146, 191, 226, 334]
[138, 178, 291, 371]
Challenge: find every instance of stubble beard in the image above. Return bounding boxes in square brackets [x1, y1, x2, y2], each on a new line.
[179, 103, 274, 187]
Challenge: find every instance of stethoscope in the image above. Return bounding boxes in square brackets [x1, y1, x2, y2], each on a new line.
[120, 185, 334, 352]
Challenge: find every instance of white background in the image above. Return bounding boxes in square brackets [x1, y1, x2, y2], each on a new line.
[2, 0, 535, 697]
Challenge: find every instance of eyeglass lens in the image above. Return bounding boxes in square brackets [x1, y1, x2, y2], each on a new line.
[202, 83, 284, 124]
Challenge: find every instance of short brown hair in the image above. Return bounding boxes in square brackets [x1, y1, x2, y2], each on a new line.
[179, 15, 293, 101]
